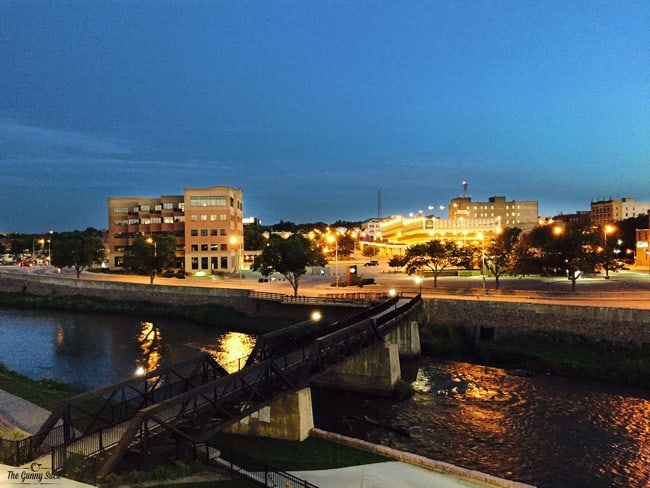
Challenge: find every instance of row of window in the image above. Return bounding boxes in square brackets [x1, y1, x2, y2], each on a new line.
[189, 229, 229, 237]
[473, 213, 522, 218]
[189, 244, 230, 252]
[191, 256, 233, 270]
[113, 217, 185, 225]
[190, 196, 228, 207]
[189, 214, 229, 221]
[470, 205, 523, 210]
[113, 202, 184, 214]
[113, 231, 183, 240]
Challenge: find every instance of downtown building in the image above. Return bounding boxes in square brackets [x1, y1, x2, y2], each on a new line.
[107, 186, 243, 276]
[590, 198, 650, 226]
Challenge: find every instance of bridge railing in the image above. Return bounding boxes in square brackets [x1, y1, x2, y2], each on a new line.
[250, 290, 377, 305]
[206, 442, 318, 488]
[245, 295, 405, 367]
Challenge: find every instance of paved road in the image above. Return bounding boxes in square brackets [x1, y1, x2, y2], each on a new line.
[3, 261, 650, 309]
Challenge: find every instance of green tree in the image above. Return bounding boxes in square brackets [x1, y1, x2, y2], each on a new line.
[512, 225, 558, 276]
[51, 232, 106, 278]
[337, 234, 356, 258]
[553, 225, 600, 291]
[251, 234, 327, 296]
[512, 223, 604, 291]
[404, 240, 464, 288]
[124, 234, 177, 283]
[483, 227, 521, 289]
[362, 246, 379, 258]
[243, 222, 269, 251]
[388, 254, 408, 272]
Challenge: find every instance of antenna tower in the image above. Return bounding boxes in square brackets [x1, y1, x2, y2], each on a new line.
[377, 189, 381, 219]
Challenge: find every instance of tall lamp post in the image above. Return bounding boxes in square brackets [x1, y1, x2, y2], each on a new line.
[327, 234, 339, 287]
[477, 232, 486, 290]
[146, 237, 157, 284]
[230, 236, 243, 280]
[604, 224, 615, 279]
[48, 230, 53, 265]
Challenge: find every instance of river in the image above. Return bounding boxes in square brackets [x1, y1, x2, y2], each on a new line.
[0, 309, 648, 487]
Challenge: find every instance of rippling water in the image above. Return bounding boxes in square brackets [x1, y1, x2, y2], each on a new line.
[312, 359, 650, 488]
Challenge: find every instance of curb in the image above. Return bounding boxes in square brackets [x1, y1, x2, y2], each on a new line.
[310, 428, 535, 488]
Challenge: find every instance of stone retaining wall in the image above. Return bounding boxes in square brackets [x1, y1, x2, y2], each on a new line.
[3, 273, 648, 344]
[0, 273, 361, 323]
[420, 298, 650, 344]
[0, 273, 256, 313]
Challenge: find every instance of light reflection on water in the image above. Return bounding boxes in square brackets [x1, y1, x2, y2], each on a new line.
[136, 321, 162, 375]
[187, 331, 257, 373]
[313, 359, 650, 488]
[0, 308, 257, 390]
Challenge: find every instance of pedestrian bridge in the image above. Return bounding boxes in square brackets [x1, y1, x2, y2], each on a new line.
[19, 294, 422, 480]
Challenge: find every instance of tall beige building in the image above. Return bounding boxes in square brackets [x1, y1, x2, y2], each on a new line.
[107, 186, 243, 276]
[449, 195, 538, 230]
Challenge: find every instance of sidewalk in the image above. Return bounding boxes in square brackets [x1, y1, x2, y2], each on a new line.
[290, 461, 514, 488]
[0, 390, 51, 436]
[0, 389, 95, 488]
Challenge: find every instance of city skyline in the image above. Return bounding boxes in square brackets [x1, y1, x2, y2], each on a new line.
[1, 1, 649, 233]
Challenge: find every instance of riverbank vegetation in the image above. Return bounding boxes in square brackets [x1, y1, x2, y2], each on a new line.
[0, 292, 292, 334]
[420, 323, 650, 388]
[477, 331, 650, 388]
[0, 363, 81, 412]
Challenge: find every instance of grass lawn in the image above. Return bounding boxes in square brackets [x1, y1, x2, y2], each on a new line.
[210, 432, 389, 471]
[0, 363, 81, 412]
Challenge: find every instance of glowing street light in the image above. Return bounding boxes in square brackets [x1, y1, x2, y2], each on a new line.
[327, 234, 339, 287]
[477, 232, 486, 290]
[230, 236, 243, 280]
[604, 224, 616, 279]
[327, 227, 347, 287]
[414, 276, 422, 294]
[145, 237, 157, 284]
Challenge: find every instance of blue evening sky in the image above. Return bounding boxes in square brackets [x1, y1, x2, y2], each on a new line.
[1, 1, 649, 232]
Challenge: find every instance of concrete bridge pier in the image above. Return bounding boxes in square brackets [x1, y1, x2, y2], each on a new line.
[313, 341, 401, 396]
[385, 320, 421, 357]
[224, 388, 314, 441]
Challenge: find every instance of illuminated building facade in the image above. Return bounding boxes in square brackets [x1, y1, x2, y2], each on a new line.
[107, 186, 243, 275]
[449, 195, 538, 230]
[378, 214, 501, 247]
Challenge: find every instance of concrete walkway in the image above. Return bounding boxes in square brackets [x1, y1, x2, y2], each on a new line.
[0, 389, 52, 435]
[290, 461, 510, 487]
[0, 389, 96, 487]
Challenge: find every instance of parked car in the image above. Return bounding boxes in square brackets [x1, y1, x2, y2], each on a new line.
[364, 260, 379, 266]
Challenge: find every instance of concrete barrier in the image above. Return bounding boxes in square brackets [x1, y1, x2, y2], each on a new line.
[310, 428, 535, 488]
[420, 298, 650, 344]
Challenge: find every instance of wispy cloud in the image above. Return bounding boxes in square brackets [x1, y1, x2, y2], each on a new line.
[0, 118, 132, 157]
